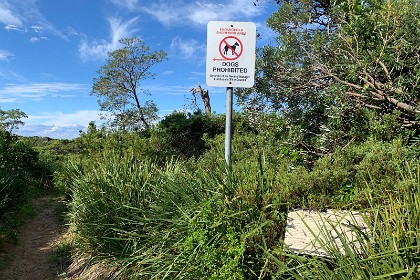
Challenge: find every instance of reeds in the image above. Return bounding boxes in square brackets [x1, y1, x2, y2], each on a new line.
[66, 150, 288, 278]
[68, 151, 214, 278]
[270, 162, 420, 279]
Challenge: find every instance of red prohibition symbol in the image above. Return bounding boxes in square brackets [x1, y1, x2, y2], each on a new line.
[219, 36, 243, 60]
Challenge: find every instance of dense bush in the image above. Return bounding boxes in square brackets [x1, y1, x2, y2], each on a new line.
[280, 139, 419, 209]
[157, 111, 225, 159]
[57, 120, 420, 279]
[0, 131, 37, 215]
[66, 151, 210, 277]
[0, 130, 56, 245]
[75, 112, 257, 163]
[63, 140, 290, 279]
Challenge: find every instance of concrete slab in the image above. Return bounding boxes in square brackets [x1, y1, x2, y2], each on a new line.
[284, 209, 369, 257]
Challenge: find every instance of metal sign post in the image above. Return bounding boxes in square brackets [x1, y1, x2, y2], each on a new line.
[225, 87, 233, 168]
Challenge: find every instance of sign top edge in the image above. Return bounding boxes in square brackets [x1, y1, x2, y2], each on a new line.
[207, 21, 256, 27]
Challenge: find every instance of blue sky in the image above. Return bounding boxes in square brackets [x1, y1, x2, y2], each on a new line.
[0, 0, 277, 139]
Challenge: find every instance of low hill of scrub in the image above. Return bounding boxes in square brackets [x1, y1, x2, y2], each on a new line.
[55, 119, 419, 278]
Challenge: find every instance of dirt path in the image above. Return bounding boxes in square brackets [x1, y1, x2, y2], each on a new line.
[0, 195, 65, 280]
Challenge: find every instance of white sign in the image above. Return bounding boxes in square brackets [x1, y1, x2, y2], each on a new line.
[206, 21, 256, 88]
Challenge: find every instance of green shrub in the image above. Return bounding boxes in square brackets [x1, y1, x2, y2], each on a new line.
[179, 198, 246, 279]
[0, 132, 37, 215]
[157, 111, 225, 159]
[0, 168, 25, 216]
[0, 131, 55, 245]
[180, 154, 289, 279]
[282, 139, 419, 209]
[76, 129, 177, 166]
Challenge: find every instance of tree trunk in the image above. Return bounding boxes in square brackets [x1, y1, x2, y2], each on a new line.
[132, 90, 150, 129]
[191, 84, 212, 114]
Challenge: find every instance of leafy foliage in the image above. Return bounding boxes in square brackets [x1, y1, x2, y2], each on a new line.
[0, 109, 28, 133]
[0, 108, 27, 133]
[62, 126, 420, 278]
[0, 130, 57, 245]
[156, 111, 225, 159]
[239, 0, 420, 164]
[0, 132, 27, 215]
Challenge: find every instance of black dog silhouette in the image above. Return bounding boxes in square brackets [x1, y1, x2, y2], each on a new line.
[223, 42, 239, 55]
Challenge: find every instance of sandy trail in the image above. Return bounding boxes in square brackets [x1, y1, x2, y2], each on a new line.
[0, 195, 64, 280]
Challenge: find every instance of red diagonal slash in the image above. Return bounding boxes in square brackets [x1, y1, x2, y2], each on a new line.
[222, 38, 240, 58]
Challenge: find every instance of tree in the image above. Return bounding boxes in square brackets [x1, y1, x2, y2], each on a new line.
[91, 37, 167, 131]
[77, 121, 105, 154]
[238, 0, 420, 161]
[157, 111, 225, 159]
[0, 108, 27, 133]
[323, 0, 419, 126]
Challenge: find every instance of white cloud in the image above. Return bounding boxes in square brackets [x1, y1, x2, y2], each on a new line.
[27, 110, 103, 126]
[1, 82, 86, 94]
[109, 17, 139, 44]
[170, 36, 205, 60]
[17, 123, 85, 139]
[0, 1, 22, 26]
[31, 25, 44, 33]
[0, 49, 14, 61]
[143, 0, 265, 27]
[0, 82, 88, 102]
[190, 71, 205, 76]
[144, 84, 192, 96]
[0, 0, 68, 39]
[110, 0, 141, 11]
[65, 26, 78, 37]
[17, 110, 106, 139]
[232, 0, 264, 17]
[0, 69, 23, 81]
[161, 70, 174, 75]
[0, 97, 16, 102]
[4, 24, 22, 31]
[30, 36, 48, 43]
[79, 39, 111, 61]
[188, 5, 219, 25]
[142, 2, 184, 26]
[188, 71, 206, 80]
[79, 16, 139, 61]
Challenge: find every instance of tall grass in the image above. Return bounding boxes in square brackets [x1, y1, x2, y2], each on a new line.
[68, 151, 207, 278]
[269, 162, 420, 279]
[66, 149, 288, 279]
